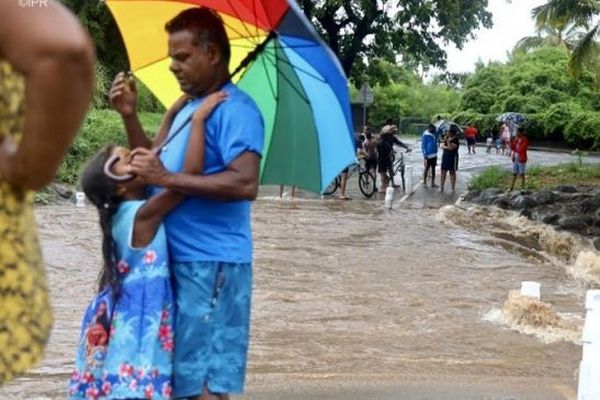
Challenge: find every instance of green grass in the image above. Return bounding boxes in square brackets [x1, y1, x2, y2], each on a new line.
[469, 162, 600, 191]
[468, 165, 511, 190]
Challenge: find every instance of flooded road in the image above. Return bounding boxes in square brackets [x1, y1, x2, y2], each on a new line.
[2, 145, 599, 399]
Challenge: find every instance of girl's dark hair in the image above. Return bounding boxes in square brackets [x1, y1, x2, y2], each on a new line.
[80, 145, 123, 297]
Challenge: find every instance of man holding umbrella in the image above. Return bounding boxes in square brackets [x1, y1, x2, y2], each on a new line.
[110, 8, 263, 400]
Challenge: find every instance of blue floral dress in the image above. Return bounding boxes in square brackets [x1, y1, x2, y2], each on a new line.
[68, 200, 174, 399]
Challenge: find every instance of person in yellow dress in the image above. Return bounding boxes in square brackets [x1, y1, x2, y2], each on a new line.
[0, 1, 94, 383]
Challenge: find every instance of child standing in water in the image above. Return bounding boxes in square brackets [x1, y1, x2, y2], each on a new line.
[68, 92, 226, 399]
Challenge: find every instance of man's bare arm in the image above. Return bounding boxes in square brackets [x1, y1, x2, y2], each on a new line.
[129, 151, 260, 202]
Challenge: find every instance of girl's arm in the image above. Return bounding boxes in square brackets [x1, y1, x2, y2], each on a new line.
[132, 91, 227, 247]
[447, 138, 458, 151]
[152, 94, 190, 148]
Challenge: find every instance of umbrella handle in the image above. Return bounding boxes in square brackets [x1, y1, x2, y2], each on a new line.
[230, 31, 277, 80]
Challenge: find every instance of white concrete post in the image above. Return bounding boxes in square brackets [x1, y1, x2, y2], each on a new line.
[578, 290, 600, 400]
[384, 186, 394, 209]
[405, 165, 414, 194]
[520, 281, 541, 300]
[75, 192, 85, 207]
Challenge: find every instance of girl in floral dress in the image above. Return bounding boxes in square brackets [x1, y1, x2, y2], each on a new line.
[68, 91, 227, 399]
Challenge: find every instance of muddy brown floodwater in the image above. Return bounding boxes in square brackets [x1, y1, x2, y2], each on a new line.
[2, 191, 597, 399]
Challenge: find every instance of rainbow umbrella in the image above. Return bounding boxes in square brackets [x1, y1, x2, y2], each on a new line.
[104, 0, 356, 193]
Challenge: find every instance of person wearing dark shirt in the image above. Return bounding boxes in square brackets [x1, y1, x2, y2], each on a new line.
[376, 125, 410, 191]
[440, 125, 460, 192]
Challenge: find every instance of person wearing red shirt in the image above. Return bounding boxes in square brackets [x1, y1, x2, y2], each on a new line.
[465, 124, 478, 154]
[509, 127, 530, 191]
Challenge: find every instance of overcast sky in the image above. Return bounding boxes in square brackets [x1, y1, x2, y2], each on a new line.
[443, 0, 547, 73]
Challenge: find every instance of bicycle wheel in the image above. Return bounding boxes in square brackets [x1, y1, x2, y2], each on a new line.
[323, 176, 340, 195]
[399, 166, 406, 192]
[358, 171, 376, 198]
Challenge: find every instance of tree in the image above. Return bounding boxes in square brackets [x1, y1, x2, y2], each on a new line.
[61, 0, 128, 78]
[531, 0, 600, 77]
[457, 46, 600, 147]
[430, 71, 471, 89]
[513, 24, 584, 53]
[299, 0, 493, 82]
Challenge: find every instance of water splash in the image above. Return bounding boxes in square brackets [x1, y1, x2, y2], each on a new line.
[569, 251, 600, 286]
[499, 291, 582, 344]
[437, 204, 600, 285]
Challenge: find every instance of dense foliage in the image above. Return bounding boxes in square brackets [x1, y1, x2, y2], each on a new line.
[455, 46, 600, 149]
[350, 61, 461, 131]
[301, 0, 492, 82]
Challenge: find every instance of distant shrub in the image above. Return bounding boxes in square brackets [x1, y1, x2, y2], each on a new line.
[564, 111, 600, 149]
[539, 102, 583, 140]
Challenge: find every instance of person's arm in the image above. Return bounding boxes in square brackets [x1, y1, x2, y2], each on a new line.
[128, 99, 263, 202]
[391, 135, 409, 150]
[129, 150, 260, 202]
[0, 1, 94, 190]
[152, 94, 190, 147]
[108, 72, 147, 148]
[447, 138, 458, 151]
[131, 92, 227, 247]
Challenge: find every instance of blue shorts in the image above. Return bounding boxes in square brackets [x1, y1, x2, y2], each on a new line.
[171, 261, 252, 398]
[513, 161, 526, 175]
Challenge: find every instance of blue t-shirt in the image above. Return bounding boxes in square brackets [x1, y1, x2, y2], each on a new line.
[150, 82, 264, 263]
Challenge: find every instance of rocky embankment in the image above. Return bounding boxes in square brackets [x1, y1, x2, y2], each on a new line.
[463, 185, 600, 249]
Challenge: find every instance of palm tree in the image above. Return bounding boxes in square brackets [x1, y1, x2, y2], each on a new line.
[531, 0, 600, 77]
[513, 23, 584, 53]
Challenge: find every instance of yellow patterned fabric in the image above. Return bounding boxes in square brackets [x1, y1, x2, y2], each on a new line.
[0, 60, 52, 383]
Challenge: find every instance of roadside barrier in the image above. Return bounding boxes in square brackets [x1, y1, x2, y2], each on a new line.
[578, 290, 600, 400]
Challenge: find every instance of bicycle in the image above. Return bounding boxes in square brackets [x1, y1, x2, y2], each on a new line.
[322, 160, 377, 198]
[390, 149, 412, 192]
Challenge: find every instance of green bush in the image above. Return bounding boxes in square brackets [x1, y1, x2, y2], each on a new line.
[91, 62, 165, 113]
[539, 102, 583, 140]
[57, 110, 163, 184]
[136, 79, 166, 113]
[564, 111, 600, 149]
[92, 63, 117, 109]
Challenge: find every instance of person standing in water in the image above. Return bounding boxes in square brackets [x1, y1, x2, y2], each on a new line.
[110, 8, 264, 399]
[421, 124, 438, 188]
[509, 127, 529, 191]
[440, 125, 460, 192]
[69, 91, 227, 399]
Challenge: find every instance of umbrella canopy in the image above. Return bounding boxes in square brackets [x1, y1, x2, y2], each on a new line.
[497, 112, 527, 125]
[434, 119, 463, 135]
[105, 0, 355, 193]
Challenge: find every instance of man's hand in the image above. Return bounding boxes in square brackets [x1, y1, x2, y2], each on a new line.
[127, 147, 170, 187]
[109, 72, 137, 117]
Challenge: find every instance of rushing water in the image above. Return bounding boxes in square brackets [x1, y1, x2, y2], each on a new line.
[1, 186, 597, 398]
